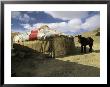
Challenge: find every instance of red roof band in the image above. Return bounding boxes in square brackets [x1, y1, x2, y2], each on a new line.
[29, 30, 38, 41]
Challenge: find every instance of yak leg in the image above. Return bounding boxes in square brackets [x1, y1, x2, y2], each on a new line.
[43, 41, 48, 54]
[84, 46, 86, 53]
[52, 49, 55, 58]
[40, 43, 44, 53]
[81, 45, 83, 53]
[50, 52, 52, 58]
[89, 45, 92, 52]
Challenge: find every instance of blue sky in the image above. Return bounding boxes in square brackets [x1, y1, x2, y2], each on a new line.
[11, 11, 100, 35]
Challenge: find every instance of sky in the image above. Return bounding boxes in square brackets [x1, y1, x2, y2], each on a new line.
[11, 11, 100, 35]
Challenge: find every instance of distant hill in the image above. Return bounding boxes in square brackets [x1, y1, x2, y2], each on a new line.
[94, 28, 100, 36]
[81, 28, 100, 37]
[11, 32, 20, 38]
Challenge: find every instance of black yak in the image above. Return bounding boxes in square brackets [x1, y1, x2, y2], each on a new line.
[77, 35, 94, 53]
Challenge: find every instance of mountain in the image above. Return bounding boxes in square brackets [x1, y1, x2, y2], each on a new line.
[94, 28, 100, 36]
[81, 28, 100, 37]
[38, 25, 63, 35]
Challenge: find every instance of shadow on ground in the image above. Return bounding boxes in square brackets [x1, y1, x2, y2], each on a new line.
[12, 44, 100, 77]
[74, 46, 100, 54]
[58, 46, 100, 58]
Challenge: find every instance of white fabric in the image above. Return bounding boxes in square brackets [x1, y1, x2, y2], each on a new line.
[13, 25, 66, 43]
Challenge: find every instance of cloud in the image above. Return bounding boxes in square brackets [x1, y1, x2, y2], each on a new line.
[21, 24, 32, 30]
[31, 14, 100, 34]
[68, 18, 82, 31]
[45, 11, 89, 20]
[26, 11, 34, 13]
[19, 14, 30, 23]
[81, 14, 100, 31]
[31, 17, 36, 21]
[14, 11, 100, 34]
[11, 11, 21, 19]
[12, 12, 36, 23]
[32, 18, 82, 33]
[12, 28, 25, 33]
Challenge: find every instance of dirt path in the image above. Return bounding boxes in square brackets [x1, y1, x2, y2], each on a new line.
[56, 52, 100, 68]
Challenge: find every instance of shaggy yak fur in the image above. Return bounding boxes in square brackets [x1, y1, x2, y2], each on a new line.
[77, 35, 94, 53]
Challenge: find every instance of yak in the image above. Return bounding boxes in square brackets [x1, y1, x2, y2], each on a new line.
[77, 35, 94, 53]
